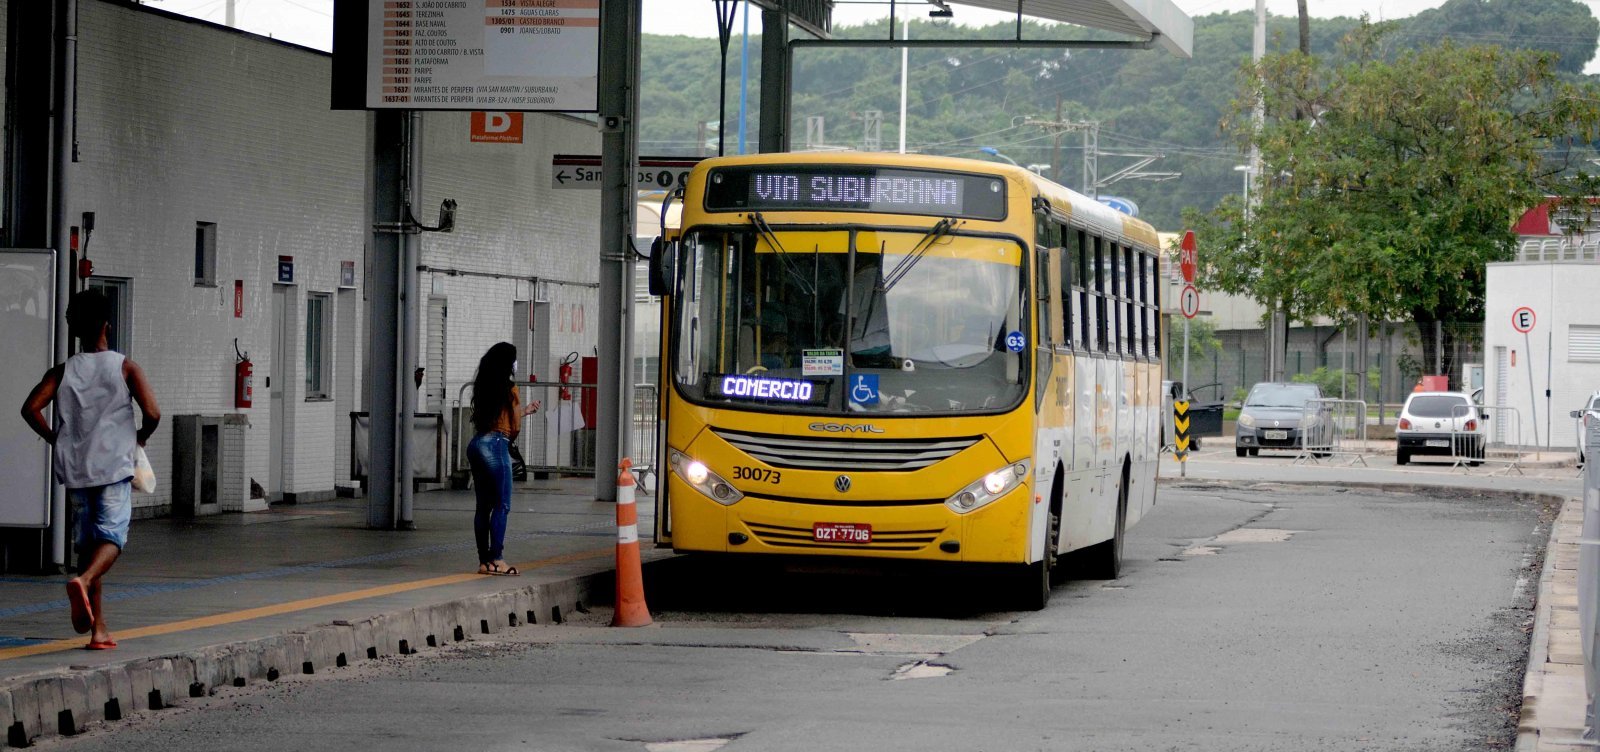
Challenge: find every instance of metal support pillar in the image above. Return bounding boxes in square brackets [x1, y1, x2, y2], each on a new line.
[759, 6, 790, 153]
[3, 0, 71, 572]
[366, 110, 413, 529]
[596, 0, 641, 502]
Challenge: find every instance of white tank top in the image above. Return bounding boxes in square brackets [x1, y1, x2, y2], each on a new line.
[54, 351, 138, 489]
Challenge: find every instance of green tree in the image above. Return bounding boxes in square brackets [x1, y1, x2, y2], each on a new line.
[1186, 25, 1600, 385]
[1167, 315, 1223, 367]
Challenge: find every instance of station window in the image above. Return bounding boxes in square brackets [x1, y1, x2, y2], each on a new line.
[84, 277, 131, 355]
[305, 293, 332, 399]
[194, 222, 217, 287]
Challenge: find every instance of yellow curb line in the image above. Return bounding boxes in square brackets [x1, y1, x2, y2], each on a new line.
[0, 547, 611, 662]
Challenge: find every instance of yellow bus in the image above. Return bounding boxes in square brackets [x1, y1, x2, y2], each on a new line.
[646, 152, 1164, 609]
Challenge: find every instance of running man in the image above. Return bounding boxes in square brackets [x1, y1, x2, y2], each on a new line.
[19, 290, 161, 649]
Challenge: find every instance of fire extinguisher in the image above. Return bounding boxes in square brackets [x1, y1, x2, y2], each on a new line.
[234, 339, 254, 409]
[558, 351, 578, 401]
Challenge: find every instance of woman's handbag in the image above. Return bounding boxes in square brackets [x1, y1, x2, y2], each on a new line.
[509, 443, 528, 482]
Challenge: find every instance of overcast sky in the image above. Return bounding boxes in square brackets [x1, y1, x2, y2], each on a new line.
[150, 0, 1600, 71]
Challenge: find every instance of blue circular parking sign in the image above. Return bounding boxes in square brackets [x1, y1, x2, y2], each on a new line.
[1005, 331, 1026, 352]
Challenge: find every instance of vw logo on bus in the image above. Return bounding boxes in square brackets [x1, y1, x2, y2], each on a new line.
[834, 475, 852, 493]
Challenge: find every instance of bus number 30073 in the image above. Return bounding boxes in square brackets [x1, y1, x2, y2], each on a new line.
[732, 467, 782, 484]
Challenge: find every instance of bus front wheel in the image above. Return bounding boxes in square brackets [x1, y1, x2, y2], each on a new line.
[1011, 498, 1060, 611]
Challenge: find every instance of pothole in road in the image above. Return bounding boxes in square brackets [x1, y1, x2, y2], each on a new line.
[890, 660, 954, 680]
[843, 632, 985, 656]
[1213, 528, 1298, 543]
[641, 735, 744, 752]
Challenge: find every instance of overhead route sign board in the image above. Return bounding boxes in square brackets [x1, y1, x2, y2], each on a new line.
[552, 155, 702, 191]
[333, 0, 600, 112]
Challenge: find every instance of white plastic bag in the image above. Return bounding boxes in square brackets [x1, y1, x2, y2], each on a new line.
[132, 446, 157, 493]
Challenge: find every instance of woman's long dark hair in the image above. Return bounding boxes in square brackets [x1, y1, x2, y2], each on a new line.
[471, 342, 518, 435]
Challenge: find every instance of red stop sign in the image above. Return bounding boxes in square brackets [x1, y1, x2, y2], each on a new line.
[1179, 230, 1197, 283]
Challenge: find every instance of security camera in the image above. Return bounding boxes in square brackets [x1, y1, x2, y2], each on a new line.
[437, 199, 456, 233]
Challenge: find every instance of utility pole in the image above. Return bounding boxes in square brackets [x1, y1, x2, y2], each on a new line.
[1050, 95, 1063, 183]
[1023, 117, 1178, 197]
[1023, 116, 1099, 195]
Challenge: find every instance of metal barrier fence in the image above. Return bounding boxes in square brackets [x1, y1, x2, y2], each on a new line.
[1294, 399, 1369, 466]
[449, 381, 660, 483]
[1450, 404, 1524, 476]
[1578, 419, 1600, 737]
[349, 412, 446, 482]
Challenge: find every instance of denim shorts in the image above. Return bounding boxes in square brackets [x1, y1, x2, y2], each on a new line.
[69, 479, 132, 550]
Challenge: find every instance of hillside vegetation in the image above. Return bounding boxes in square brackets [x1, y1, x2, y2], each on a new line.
[640, 0, 1598, 229]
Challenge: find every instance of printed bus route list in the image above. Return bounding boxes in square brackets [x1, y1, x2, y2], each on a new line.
[371, 0, 600, 109]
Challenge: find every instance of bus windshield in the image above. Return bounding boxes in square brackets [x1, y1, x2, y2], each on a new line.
[671, 227, 1029, 415]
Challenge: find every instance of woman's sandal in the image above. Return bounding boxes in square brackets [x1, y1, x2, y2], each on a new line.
[491, 561, 520, 576]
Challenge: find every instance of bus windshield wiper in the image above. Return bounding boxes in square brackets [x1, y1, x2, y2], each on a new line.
[881, 218, 958, 293]
[750, 212, 816, 297]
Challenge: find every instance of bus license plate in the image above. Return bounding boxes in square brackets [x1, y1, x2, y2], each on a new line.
[1426, 439, 1450, 448]
[813, 523, 871, 544]
[1264, 430, 1288, 440]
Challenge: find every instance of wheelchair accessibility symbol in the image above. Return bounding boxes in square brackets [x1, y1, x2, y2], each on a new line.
[850, 374, 879, 405]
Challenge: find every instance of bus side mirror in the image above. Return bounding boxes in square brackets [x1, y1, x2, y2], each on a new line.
[648, 237, 676, 296]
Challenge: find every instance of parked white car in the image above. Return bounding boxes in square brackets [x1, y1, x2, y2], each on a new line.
[1573, 391, 1600, 465]
[1396, 391, 1486, 466]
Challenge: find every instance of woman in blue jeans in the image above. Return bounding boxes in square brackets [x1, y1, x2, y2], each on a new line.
[468, 342, 539, 575]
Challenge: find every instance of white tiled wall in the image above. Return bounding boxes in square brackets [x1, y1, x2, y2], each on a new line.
[50, 1, 601, 511]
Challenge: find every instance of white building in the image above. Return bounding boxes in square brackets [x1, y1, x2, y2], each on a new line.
[8, 0, 605, 517]
[1485, 207, 1600, 450]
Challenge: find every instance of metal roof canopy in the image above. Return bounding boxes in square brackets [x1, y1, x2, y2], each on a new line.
[771, 0, 1193, 59]
[936, 0, 1193, 58]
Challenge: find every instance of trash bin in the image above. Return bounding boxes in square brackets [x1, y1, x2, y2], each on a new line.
[1189, 401, 1225, 437]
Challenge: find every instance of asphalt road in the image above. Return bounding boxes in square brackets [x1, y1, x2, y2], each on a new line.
[51, 482, 1554, 752]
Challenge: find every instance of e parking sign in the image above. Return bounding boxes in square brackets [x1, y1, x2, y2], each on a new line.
[1511, 306, 1536, 334]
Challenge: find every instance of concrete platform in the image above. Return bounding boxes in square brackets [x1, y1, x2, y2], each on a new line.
[0, 476, 657, 747]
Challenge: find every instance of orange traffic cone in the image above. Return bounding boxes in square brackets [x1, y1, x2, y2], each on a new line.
[611, 458, 653, 627]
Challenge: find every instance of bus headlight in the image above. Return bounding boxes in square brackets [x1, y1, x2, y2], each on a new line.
[947, 459, 1031, 514]
[669, 451, 743, 506]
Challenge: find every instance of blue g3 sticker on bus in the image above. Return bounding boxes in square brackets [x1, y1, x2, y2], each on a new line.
[1005, 331, 1026, 352]
[850, 374, 879, 405]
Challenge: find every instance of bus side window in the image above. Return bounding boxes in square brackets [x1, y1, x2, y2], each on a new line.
[1110, 242, 1124, 355]
[1094, 237, 1109, 354]
[1149, 252, 1161, 359]
[1034, 214, 1059, 349]
[1135, 252, 1148, 358]
[1060, 225, 1075, 349]
[1078, 231, 1093, 352]
[1123, 245, 1136, 356]
[1142, 252, 1155, 358]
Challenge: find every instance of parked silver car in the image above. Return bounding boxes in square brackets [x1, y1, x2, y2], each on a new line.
[1396, 391, 1485, 466]
[1234, 382, 1327, 457]
[1573, 391, 1600, 465]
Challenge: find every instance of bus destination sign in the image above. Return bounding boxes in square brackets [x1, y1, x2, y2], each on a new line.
[705, 165, 1007, 220]
[710, 374, 830, 407]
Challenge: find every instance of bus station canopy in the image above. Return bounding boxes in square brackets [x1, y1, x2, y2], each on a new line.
[751, 0, 1194, 59]
[947, 0, 1194, 57]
